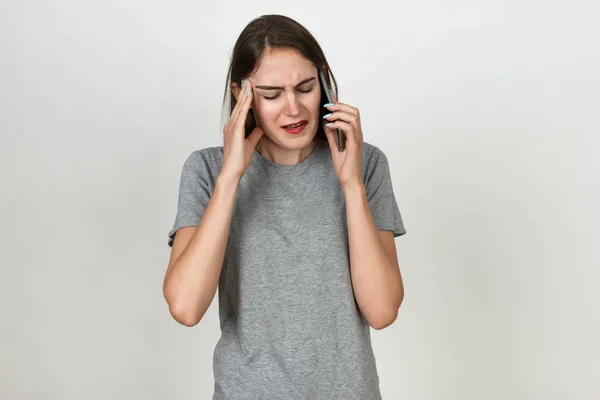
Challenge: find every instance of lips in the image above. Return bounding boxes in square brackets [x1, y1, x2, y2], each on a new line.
[282, 120, 307, 129]
[282, 120, 308, 135]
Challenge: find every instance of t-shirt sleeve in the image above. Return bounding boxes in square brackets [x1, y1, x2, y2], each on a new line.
[167, 151, 212, 247]
[364, 146, 407, 238]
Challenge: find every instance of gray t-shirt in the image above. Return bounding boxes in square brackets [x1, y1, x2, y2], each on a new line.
[168, 140, 406, 400]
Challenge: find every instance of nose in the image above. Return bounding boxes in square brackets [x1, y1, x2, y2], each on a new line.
[283, 93, 300, 116]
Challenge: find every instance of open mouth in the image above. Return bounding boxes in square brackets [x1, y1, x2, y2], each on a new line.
[281, 120, 308, 134]
[282, 120, 307, 129]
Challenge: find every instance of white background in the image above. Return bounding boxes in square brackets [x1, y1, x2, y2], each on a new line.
[1, 1, 599, 399]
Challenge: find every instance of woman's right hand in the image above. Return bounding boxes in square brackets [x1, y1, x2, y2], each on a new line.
[221, 79, 264, 181]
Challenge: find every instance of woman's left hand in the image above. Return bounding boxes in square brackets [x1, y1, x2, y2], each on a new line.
[322, 101, 364, 190]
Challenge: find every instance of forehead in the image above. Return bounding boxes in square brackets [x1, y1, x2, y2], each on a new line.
[252, 47, 316, 83]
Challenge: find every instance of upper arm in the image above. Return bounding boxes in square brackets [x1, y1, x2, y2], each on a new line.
[364, 145, 407, 238]
[167, 150, 214, 247]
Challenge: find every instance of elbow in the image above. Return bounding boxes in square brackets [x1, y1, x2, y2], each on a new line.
[397, 288, 405, 309]
[371, 292, 404, 331]
[171, 311, 202, 328]
[163, 287, 202, 327]
[168, 303, 202, 327]
[370, 308, 398, 330]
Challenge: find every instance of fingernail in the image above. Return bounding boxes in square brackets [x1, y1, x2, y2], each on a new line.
[241, 79, 246, 87]
[325, 122, 333, 127]
[324, 103, 334, 107]
[322, 113, 333, 119]
[247, 87, 251, 96]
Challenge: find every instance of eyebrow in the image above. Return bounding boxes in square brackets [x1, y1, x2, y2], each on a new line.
[254, 77, 316, 90]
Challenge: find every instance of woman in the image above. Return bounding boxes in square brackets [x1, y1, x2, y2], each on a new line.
[164, 14, 407, 400]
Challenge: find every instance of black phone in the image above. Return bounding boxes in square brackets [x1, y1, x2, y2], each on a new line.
[319, 69, 345, 152]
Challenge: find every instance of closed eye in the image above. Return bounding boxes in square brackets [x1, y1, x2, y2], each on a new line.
[263, 87, 314, 100]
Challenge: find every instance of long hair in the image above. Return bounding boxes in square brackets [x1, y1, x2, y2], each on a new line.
[221, 15, 338, 140]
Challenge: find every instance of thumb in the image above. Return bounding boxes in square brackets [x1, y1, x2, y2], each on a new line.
[247, 125, 264, 148]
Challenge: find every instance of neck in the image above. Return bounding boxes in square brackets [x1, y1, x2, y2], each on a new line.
[257, 136, 318, 166]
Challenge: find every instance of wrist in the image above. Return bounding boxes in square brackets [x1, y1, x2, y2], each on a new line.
[216, 172, 241, 191]
[342, 180, 366, 196]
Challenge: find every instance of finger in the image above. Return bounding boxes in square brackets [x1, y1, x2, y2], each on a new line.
[324, 110, 362, 143]
[229, 79, 247, 121]
[324, 102, 359, 119]
[322, 110, 358, 126]
[232, 80, 255, 129]
[324, 119, 352, 133]
[230, 79, 253, 122]
[323, 120, 358, 147]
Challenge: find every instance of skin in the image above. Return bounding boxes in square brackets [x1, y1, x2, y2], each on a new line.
[230, 47, 405, 328]
[232, 47, 321, 166]
[232, 47, 364, 190]
[162, 46, 404, 329]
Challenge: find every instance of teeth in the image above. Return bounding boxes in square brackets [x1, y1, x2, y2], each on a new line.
[286, 122, 303, 128]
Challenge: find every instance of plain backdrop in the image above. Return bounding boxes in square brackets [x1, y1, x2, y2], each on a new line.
[1, 1, 599, 399]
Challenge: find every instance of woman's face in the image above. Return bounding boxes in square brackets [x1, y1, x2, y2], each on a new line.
[247, 47, 322, 149]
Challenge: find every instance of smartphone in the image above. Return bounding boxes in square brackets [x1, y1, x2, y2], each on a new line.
[319, 69, 345, 152]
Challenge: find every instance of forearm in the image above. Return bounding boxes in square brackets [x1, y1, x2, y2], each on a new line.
[164, 174, 240, 325]
[344, 184, 402, 329]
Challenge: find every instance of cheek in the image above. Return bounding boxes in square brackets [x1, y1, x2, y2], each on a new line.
[306, 91, 322, 117]
[254, 102, 280, 124]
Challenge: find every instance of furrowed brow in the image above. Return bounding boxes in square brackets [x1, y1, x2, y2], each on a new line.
[254, 77, 316, 90]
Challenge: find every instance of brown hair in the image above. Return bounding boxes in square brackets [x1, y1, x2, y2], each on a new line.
[222, 14, 338, 140]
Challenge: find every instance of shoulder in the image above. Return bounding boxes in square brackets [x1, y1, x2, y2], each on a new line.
[182, 146, 224, 169]
[185, 146, 224, 164]
[361, 141, 390, 172]
[361, 141, 384, 157]
[180, 146, 224, 183]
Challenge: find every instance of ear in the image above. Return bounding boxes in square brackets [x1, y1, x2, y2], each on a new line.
[231, 82, 242, 102]
[231, 82, 254, 109]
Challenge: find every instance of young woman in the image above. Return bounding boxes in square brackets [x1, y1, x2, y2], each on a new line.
[164, 14, 407, 400]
